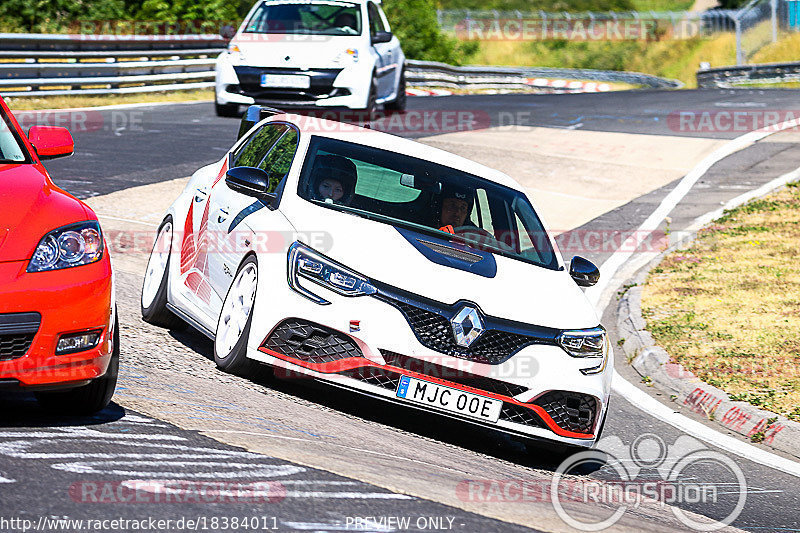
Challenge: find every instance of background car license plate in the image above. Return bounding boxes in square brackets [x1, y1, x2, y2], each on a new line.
[260, 74, 310, 89]
[396, 376, 501, 423]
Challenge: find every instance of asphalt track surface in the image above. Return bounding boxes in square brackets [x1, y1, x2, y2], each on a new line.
[5, 89, 800, 532]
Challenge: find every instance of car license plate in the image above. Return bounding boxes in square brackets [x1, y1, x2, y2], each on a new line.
[260, 74, 310, 89]
[396, 375, 501, 423]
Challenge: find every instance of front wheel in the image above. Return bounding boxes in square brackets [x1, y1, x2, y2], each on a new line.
[141, 217, 182, 329]
[385, 69, 406, 113]
[215, 101, 239, 118]
[35, 314, 120, 415]
[214, 256, 268, 379]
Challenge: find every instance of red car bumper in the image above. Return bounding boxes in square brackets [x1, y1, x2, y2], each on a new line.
[0, 255, 113, 388]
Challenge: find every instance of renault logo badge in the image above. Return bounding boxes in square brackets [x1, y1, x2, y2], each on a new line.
[450, 306, 484, 348]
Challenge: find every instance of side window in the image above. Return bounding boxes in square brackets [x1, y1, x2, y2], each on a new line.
[367, 2, 385, 34]
[260, 129, 299, 193]
[231, 124, 288, 168]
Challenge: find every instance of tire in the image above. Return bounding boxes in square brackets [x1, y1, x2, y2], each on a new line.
[35, 314, 120, 415]
[141, 217, 182, 329]
[215, 101, 239, 117]
[360, 79, 378, 123]
[214, 256, 269, 379]
[385, 68, 406, 113]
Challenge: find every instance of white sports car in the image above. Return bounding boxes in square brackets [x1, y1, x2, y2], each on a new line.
[141, 107, 612, 450]
[215, 0, 405, 116]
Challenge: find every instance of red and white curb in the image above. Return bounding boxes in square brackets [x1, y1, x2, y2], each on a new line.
[406, 79, 611, 97]
[406, 88, 453, 97]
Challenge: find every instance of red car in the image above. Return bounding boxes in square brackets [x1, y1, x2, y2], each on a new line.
[0, 96, 117, 414]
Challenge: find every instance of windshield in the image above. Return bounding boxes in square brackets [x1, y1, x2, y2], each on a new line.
[297, 137, 560, 270]
[245, 0, 362, 35]
[0, 107, 27, 164]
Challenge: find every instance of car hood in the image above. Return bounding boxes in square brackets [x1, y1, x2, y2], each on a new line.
[283, 205, 600, 330]
[233, 38, 363, 68]
[0, 164, 90, 262]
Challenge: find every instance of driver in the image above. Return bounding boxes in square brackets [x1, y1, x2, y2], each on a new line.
[437, 183, 474, 233]
[311, 154, 358, 205]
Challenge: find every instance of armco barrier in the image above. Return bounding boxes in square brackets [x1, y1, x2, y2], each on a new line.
[696, 60, 800, 88]
[0, 33, 681, 97]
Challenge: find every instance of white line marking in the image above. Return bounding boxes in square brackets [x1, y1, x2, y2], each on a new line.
[0, 474, 15, 483]
[612, 374, 800, 477]
[51, 460, 305, 478]
[588, 118, 800, 476]
[283, 491, 413, 500]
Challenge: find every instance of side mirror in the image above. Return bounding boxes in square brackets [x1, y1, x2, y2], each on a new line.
[220, 25, 236, 39]
[371, 31, 392, 44]
[569, 256, 600, 287]
[226, 166, 276, 200]
[27, 126, 74, 160]
[237, 105, 285, 140]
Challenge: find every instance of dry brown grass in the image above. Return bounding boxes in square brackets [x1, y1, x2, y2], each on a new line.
[3, 89, 213, 111]
[642, 182, 800, 421]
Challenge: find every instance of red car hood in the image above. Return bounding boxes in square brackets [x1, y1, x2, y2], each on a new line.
[0, 163, 91, 262]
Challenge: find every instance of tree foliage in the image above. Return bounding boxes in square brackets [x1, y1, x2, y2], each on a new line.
[383, 0, 477, 64]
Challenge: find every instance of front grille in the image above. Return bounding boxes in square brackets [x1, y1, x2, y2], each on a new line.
[382, 299, 540, 365]
[0, 312, 40, 361]
[233, 66, 343, 100]
[0, 334, 36, 361]
[499, 403, 546, 428]
[341, 367, 403, 391]
[263, 319, 363, 364]
[380, 350, 528, 398]
[534, 391, 597, 434]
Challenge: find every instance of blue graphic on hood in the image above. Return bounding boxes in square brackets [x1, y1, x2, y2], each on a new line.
[395, 227, 497, 278]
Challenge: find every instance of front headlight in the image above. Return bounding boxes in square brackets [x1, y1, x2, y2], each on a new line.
[558, 326, 606, 358]
[288, 242, 376, 305]
[27, 221, 104, 273]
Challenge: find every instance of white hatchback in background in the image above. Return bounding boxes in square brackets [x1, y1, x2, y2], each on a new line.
[141, 108, 612, 452]
[215, 0, 406, 117]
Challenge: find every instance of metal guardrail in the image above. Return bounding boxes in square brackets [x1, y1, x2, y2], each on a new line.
[696, 60, 800, 88]
[0, 33, 225, 96]
[0, 33, 681, 97]
[405, 59, 682, 90]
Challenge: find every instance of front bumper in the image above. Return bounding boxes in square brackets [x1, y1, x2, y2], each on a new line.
[248, 274, 611, 447]
[0, 257, 114, 388]
[216, 54, 370, 109]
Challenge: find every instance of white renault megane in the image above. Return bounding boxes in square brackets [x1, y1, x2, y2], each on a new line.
[141, 107, 612, 450]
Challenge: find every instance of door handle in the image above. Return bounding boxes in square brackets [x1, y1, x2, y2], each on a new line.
[194, 188, 208, 202]
[217, 207, 229, 224]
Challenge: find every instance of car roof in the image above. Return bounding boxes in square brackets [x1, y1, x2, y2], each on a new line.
[260, 0, 379, 5]
[270, 113, 524, 192]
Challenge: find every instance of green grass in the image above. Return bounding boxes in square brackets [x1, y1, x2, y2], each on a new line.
[468, 32, 738, 87]
[628, 0, 696, 11]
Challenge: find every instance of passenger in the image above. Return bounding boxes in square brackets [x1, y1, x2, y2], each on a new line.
[437, 183, 474, 233]
[334, 12, 358, 32]
[311, 155, 358, 205]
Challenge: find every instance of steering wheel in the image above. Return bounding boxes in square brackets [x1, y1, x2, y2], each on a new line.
[453, 226, 494, 239]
